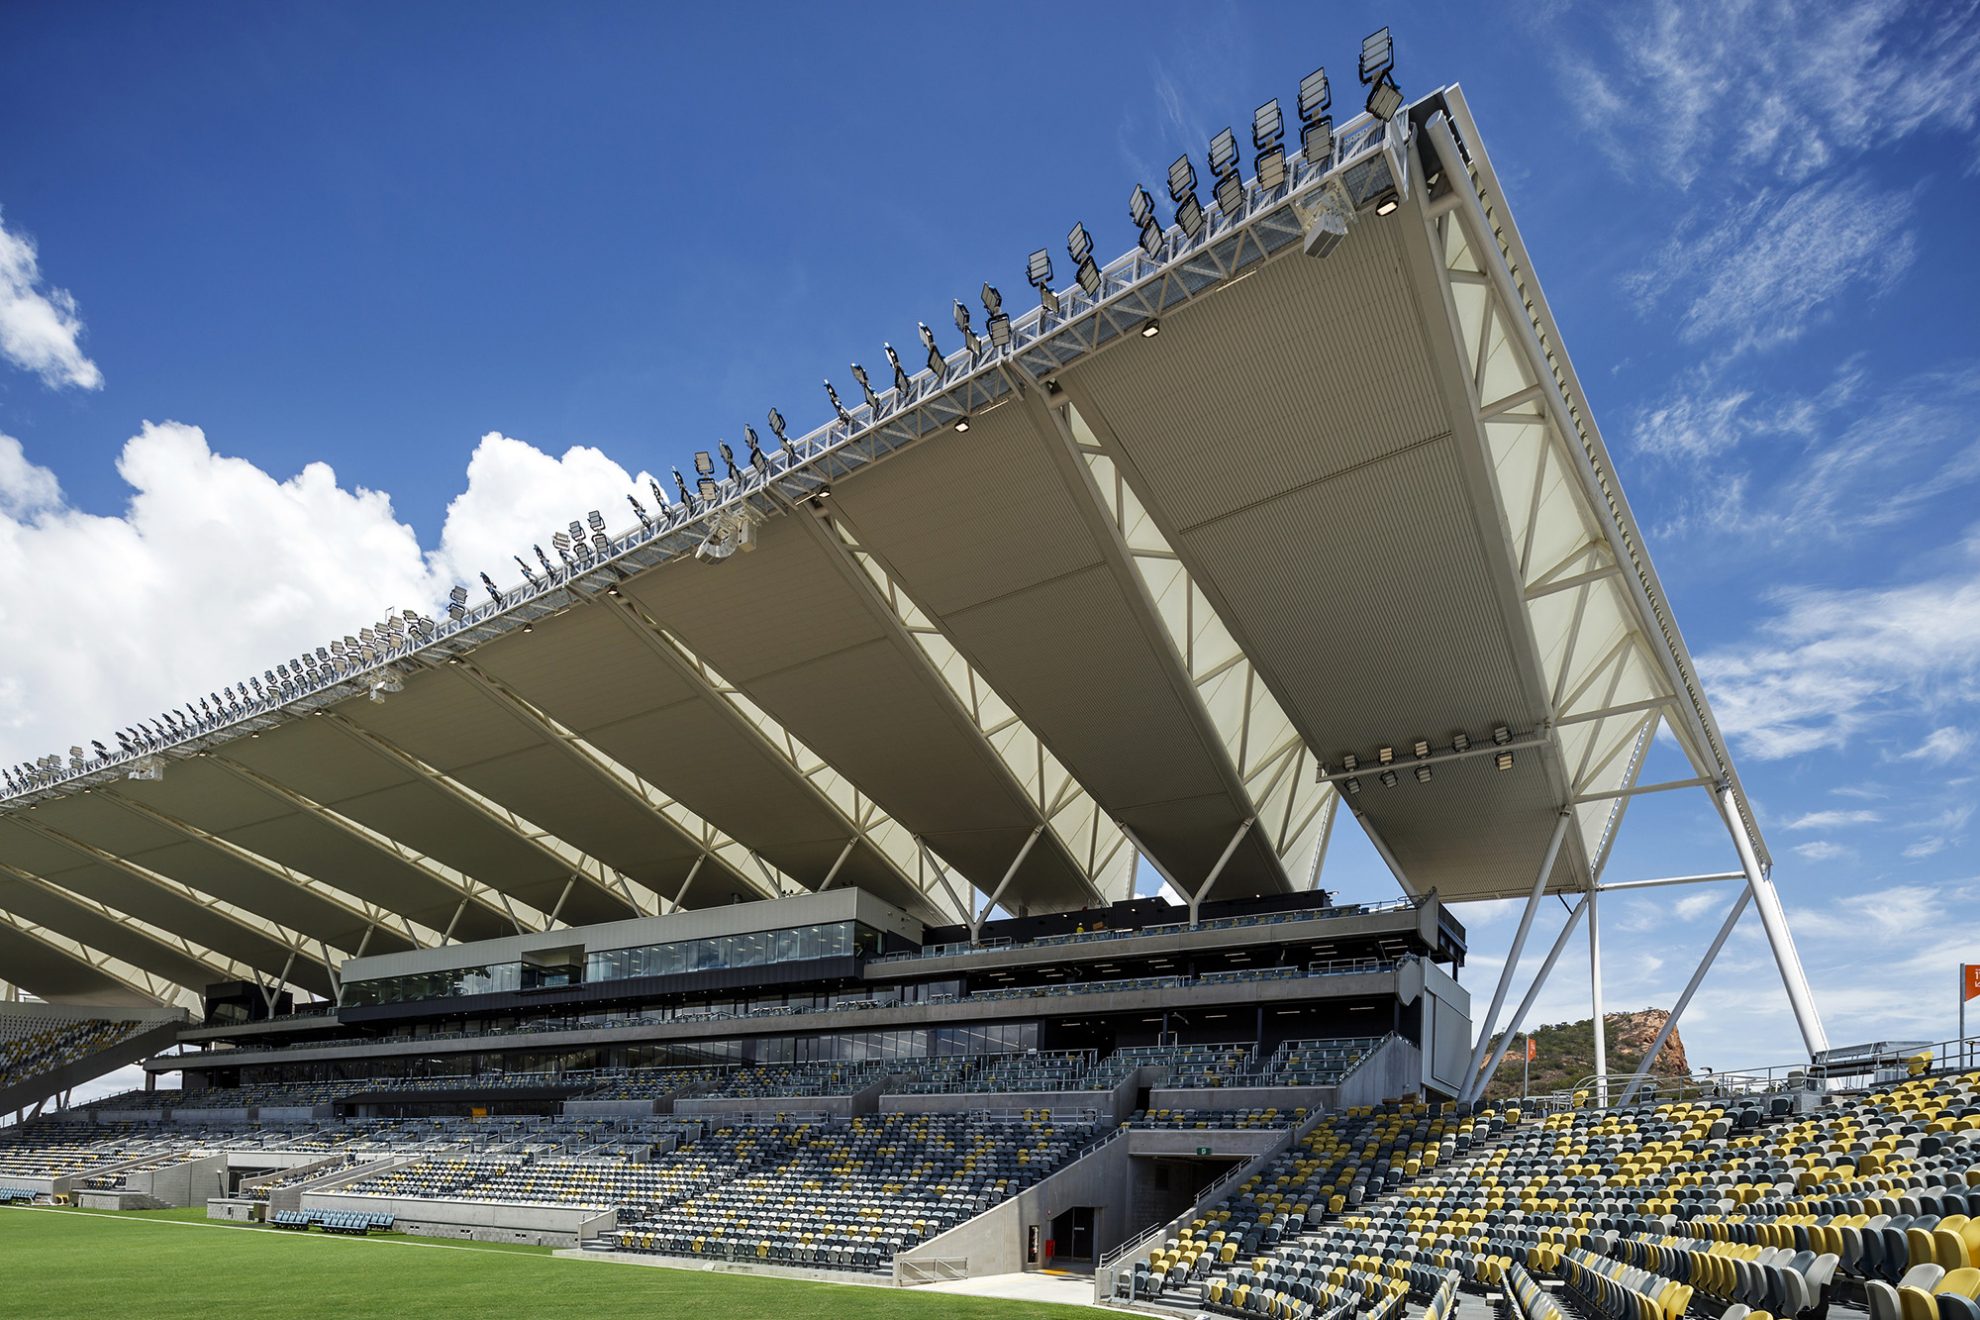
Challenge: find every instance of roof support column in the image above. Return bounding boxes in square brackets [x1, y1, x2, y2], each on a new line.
[1464, 892, 1589, 1104]
[1588, 885, 1608, 1106]
[1619, 887, 1750, 1105]
[818, 839, 858, 892]
[1461, 810, 1571, 1094]
[969, 825, 1044, 944]
[1720, 783, 1828, 1057]
[1187, 816, 1255, 928]
[915, 839, 969, 925]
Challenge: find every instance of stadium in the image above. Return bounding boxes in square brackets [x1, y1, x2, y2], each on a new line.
[3, 22, 1977, 1320]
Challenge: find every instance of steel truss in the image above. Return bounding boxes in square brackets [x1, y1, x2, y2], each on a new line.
[581, 584, 938, 914]
[1414, 93, 1828, 1084]
[787, 497, 1134, 919]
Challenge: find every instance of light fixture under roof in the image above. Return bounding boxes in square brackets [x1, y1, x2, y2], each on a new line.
[954, 416, 971, 433]
[1139, 318, 1160, 338]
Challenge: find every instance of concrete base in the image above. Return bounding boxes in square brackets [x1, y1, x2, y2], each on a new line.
[207, 1199, 263, 1222]
[303, 1191, 615, 1248]
[555, 1247, 893, 1286]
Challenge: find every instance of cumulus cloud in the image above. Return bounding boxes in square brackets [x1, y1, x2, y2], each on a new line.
[0, 207, 103, 390]
[0, 425, 659, 770]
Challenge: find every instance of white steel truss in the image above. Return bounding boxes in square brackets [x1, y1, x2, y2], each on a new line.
[0, 908, 204, 1012]
[204, 755, 536, 938]
[315, 711, 672, 919]
[446, 661, 792, 907]
[1050, 388, 1338, 897]
[97, 789, 444, 949]
[584, 585, 935, 907]
[789, 499, 1135, 910]
[3, 813, 332, 984]
[0, 861, 266, 992]
[1416, 91, 1826, 1060]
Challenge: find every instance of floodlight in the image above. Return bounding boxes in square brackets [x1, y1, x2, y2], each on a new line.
[698, 476, 718, 501]
[1256, 144, 1287, 190]
[1140, 318, 1160, 338]
[587, 509, 605, 533]
[1359, 27, 1394, 83]
[981, 281, 1003, 316]
[886, 342, 910, 395]
[1026, 248, 1054, 287]
[1209, 128, 1240, 180]
[850, 362, 879, 409]
[1374, 191, 1400, 215]
[1492, 725, 1511, 745]
[824, 379, 853, 425]
[535, 544, 555, 575]
[1452, 731, 1470, 753]
[1137, 218, 1163, 258]
[1412, 739, 1430, 759]
[672, 469, 692, 504]
[987, 309, 1012, 347]
[1076, 257, 1102, 297]
[1130, 185, 1155, 228]
[1495, 750, 1515, 771]
[1175, 194, 1205, 239]
[1342, 753, 1358, 772]
[694, 450, 715, 477]
[515, 553, 540, 583]
[590, 531, 610, 553]
[1253, 99, 1284, 152]
[626, 495, 650, 529]
[1365, 71, 1403, 122]
[952, 301, 981, 355]
[1301, 116, 1335, 167]
[1379, 769, 1399, 788]
[744, 425, 769, 474]
[568, 521, 586, 553]
[448, 584, 468, 606]
[1067, 222, 1093, 264]
[1344, 776, 1361, 795]
[954, 416, 970, 433]
[1214, 170, 1244, 217]
[1377, 745, 1394, 765]
[1414, 764, 1432, 783]
[918, 322, 944, 374]
[1167, 154, 1197, 204]
[767, 407, 789, 446]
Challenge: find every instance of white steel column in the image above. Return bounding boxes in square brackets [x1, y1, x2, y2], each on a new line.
[1465, 893, 1588, 1104]
[1619, 888, 1751, 1105]
[1720, 784, 1829, 1057]
[1588, 885, 1608, 1105]
[1461, 810, 1572, 1091]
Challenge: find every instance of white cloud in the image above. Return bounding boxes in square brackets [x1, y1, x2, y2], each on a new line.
[1699, 557, 1980, 759]
[1900, 726, 1974, 764]
[1673, 891, 1722, 921]
[1561, 0, 1980, 191]
[1791, 840, 1849, 862]
[0, 207, 103, 390]
[1784, 809, 1880, 830]
[1628, 175, 1916, 356]
[0, 424, 658, 772]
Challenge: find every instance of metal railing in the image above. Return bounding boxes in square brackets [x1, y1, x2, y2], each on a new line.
[1537, 1033, 1980, 1112]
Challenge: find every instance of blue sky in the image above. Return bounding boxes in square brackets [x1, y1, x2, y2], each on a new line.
[2, 1, 1978, 1076]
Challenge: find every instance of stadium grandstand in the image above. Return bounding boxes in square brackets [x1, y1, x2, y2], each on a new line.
[2, 28, 1973, 1320]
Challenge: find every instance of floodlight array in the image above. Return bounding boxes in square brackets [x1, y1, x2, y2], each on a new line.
[3, 30, 1411, 810]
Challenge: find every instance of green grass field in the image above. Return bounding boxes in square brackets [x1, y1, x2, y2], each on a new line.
[1, 1206, 1106, 1319]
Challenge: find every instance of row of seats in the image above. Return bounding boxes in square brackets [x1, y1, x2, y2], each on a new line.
[270, 1209, 394, 1233]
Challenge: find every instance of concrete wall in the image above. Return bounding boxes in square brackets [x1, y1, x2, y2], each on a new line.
[562, 1099, 664, 1119]
[256, 1106, 333, 1124]
[301, 1191, 616, 1248]
[1147, 1085, 1334, 1113]
[208, 1198, 262, 1222]
[881, 1068, 1137, 1122]
[1125, 1128, 1282, 1160]
[675, 1096, 849, 1119]
[171, 1107, 251, 1125]
[894, 1129, 1134, 1280]
[1333, 1036, 1424, 1109]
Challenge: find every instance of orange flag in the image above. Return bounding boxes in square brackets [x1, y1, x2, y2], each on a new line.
[1965, 964, 1980, 1002]
[1525, 1036, 1537, 1062]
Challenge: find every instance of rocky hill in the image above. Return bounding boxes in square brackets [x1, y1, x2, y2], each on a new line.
[1478, 1008, 1689, 1102]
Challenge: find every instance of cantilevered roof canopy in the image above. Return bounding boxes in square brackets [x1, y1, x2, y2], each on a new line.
[0, 84, 1780, 1012]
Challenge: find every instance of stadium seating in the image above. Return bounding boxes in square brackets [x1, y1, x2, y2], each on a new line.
[0, 1011, 146, 1093]
[609, 1112, 1098, 1271]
